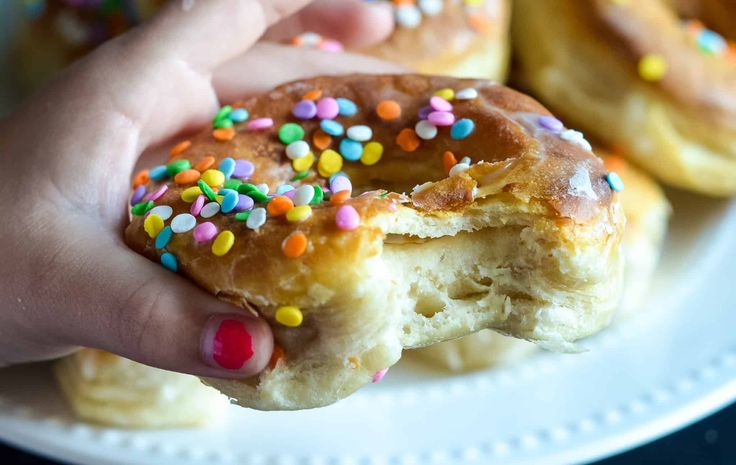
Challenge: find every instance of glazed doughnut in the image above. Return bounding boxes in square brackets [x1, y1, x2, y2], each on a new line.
[55, 349, 227, 428]
[410, 152, 671, 372]
[511, 0, 736, 196]
[125, 74, 625, 410]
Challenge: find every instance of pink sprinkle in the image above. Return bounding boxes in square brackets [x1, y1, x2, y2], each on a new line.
[284, 189, 297, 199]
[247, 118, 274, 130]
[429, 96, 453, 112]
[316, 98, 339, 120]
[143, 184, 168, 202]
[427, 111, 456, 127]
[335, 205, 360, 231]
[372, 368, 389, 383]
[319, 39, 344, 53]
[193, 222, 218, 243]
[190, 194, 205, 216]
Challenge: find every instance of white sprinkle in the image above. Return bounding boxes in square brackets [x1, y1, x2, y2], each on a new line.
[346, 125, 373, 142]
[292, 185, 315, 206]
[276, 184, 294, 195]
[170, 213, 196, 233]
[456, 88, 479, 100]
[286, 140, 310, 160]
[459, 156, 472, 165]
[246, 208, 267, 230]
[415, 120, 438, 140]
[148, 205, 173, 221]
[256, 183, 269, 195]
[418, 0, 443, 16]
[395, 4, 422, 28]
[298, 32, 322, 46]
[449, 163, 471, 176]
[200, 202, 220, 219]
[560, 129, 592, 151]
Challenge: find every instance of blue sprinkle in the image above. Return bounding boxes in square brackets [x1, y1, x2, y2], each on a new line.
[149, 165, 169, 180]
[606, 172, 625, 192]
[220, 190, 239, 213]
[276, 184, 295, 195]
[229, 108, 249, 123]
[698, 29, 727, 55]
[450, 119, 475, 140]
[320, 119, 344, 137]
[336, 98, 358, 117]
[219, 157, 236, 179]
[161, 252, 178, 272]
[155, 226, 173, 250]
[339, 138, 363, 162]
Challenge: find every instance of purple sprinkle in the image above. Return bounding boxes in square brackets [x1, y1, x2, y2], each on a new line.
[427, 111, 456, 127]
[232, 159, 255, 179]
[429, 96, 453, 112]
[190, 194, 205, 216]
[130, 185, 146, 205]
[316, 97, 340, 120]
[234, 194, 255, 212]
[143, 184, 168, 202]
[330, 176, 352, 194]
[193, 222, 218, 243]
[284, 189, 297, 200]
[538, 115, 564, 133]
[292, 100, 317, 120]
[418, 106, 432, 120]
[248, 118, 273, 130]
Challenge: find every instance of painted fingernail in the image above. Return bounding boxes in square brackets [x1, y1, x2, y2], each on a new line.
[201, 315, 254, 370]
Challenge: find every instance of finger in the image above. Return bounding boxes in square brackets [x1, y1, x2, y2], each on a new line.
[264, 0, 395, 49]
[213, 42, 407, 103]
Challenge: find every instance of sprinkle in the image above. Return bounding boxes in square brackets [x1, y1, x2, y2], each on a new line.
[318, 149, 344, 177]
[200, 169, 225, 187]
[149, 165, 169, 180]
[395, 4, 422, 28]
[330, 189, 351, 205]
[155, 226, 173, 249]
[160, 253, 178, 272]
[606, 172, 625, 192]
[169, 140, 191, 158]
[279, 123, 305, 144]
[302, 89, 323, 101]
[131, 201, 154, 216]
[267, 195, 295, 216]
[538, 115, 564, 133]
[256, 184, 269, 195]
[275, 306, 303, 327]
[235, 194, 254, 212]
[237, 183, 258, 195]
[171, 213, 196, 233]
[415, 120, 438, 140]
[320, 119, 344, 136]
[193, 222, 218, 243]
[190, 194, 205, 216]
[418, 106, 433, 120]
[166, 159, 191, 176]
[434, 87, 455, 100]
[212, 127, 236, 141]
[335, 205, 360, 231]
[235, 211, 251, 222]
[212, 231, 235, 256]
[232, 159, 255, 179]
[346, 125, 373, 142]
[697, 29, 727, 55]
[293, 100, 318, 120]
[313, 130, 332, 150]
[213, 118, 233, 129]
[194, 156, 216, 172]
[293, 151, 315, 172]
[286, 205, 313, 222]
[149, 205, 173, 221]
[219, 157, 236, 179]
[330, 175, 352, 194]
[310, 185, 324, 204]
[451, 118, 475, 139]
[292, 185, 315, 206]
[419, 0, 443, 15]
[430, 95, 453, 112]
[220, 189, 240, 213]
[175, 169, 200, 185]
[214, 105, 232, 123]
[247, 118, 274, 130]
[560, 129, 593, 151]
[361, 142, 384, 166]
[245, 188, 269, 203]
[459, 156, 471, 165]
[132, 170, 149, 188]
[443, 151, 458, 174]
[427, 111, 455, 126]
[372, 368, 389, 383]
[230, 108, 249, 123]
[246, 208, 267, 230]
[396, 128, 420, 152]
[286, 140, 311, 160]
[455, 88, 478, 100]
[144, 214, 164, 238]
[339, 138, 363, 161]
[449, 163, 470, 176]
[182, 186, 203, 202]
[282, 232, 308, 258]
[130, 185, 146, 205]
[316, 97, 340, 120]
[224, 179, 242, 190]
[638, 54, 668, 82]
[376, 100, 402, 120]
[201, 201, 221, 218]
[336, 98, 358, 116]
[269, 344, 286, 369]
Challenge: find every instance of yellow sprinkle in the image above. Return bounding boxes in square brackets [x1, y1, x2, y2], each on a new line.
[200, 169, 225, 187]
[638, 54, 668, 82]
[286, 205, 313, 222]
[293, 151, 315, 172]
[216, 195, 224, 205]
[464, 0, 483, 6]
[275, 306, 303, 327]
[361, 142, 384, 166]
[212, 230, 235, 256]
[143, 214, 164, 238]
[434, 87, 455, 101]
[317, 149, 343, 178]
[181, 186, 203, 203]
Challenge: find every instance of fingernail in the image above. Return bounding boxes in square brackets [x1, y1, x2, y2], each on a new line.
[201, 315, 254, 370]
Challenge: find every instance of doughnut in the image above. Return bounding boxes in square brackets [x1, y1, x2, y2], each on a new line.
[54, 349, 227, 428]
[511, 0, 736, 196]
[125, 74, 625, 409]
[409, 152, 671, 372]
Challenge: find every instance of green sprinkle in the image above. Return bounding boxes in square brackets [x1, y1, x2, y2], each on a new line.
[131, 200, 154, 216]
[379, 192, 389, 199]
[247, 190, 269, 203]
[235, 211, 252, 221]
[197, 179, 217, 201]
[291, 171, 310, 182]
[278, 123, 305, 145]
[310, 185, 324, 205]
[224, 179, 243, 190]
[213, 118, 234, 129]
[237, 183, 258, 195]
[166, 159, 191, 176]
[214, 105, 232, 123]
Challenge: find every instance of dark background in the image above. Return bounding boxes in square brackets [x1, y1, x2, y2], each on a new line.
[2, 401, 735, 465]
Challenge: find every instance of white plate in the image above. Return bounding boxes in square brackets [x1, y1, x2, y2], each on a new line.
[1, 190, 736, 465]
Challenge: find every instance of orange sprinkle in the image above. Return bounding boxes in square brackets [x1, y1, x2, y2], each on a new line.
[212, 127, 235, 142]
[132, 169, 149, 188]
[267, 195, 294, 216]
[443, 151, 458, 174]
[396, 128, 420, 152]
[194, 156, 216, 172]
[603, 155, 627, 173]
[313, 130, 332, 150]
[174, 169, 201, 185]
[302, 89, 323, 101]
[268, 344, 286, 370]
[282, 231, 308, 258]
[376, 100, 402, 121]
[467, 13, 490, 33]
[169, 140, 191, 158]
[330, 189, 351, 205]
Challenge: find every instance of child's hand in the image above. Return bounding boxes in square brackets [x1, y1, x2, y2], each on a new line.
[0, 0, 396, 378]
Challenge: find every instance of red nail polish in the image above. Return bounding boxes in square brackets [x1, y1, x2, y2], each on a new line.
[201, 317, 254, 370]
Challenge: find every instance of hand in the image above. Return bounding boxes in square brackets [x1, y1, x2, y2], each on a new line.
[0, 0, 396, 378]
